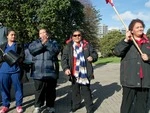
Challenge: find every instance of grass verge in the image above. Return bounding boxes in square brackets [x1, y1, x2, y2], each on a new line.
[94, 57, 121, 65]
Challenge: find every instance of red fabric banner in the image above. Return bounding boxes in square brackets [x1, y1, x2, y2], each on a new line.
[105, 0, 114, 6]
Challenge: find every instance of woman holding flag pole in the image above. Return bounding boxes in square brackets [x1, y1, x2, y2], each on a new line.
[106, 1, 150, 113]
[105, 0, 143, 55]
[113, 19, 150, 113]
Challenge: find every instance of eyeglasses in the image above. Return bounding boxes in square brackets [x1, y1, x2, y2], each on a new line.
[73, 34, 81, 37]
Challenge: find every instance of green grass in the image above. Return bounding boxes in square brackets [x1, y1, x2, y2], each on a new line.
[94, 57, 121, 65]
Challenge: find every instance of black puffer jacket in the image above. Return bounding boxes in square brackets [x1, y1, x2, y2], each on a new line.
[113, 39, 150, 88]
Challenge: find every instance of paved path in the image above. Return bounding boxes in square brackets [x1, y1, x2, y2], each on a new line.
[3, 63, 122, 113]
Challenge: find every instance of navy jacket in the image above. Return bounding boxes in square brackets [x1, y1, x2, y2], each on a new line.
[28, 39, 60, 80]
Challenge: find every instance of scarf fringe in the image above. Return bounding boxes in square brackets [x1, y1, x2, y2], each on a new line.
[76, 77, 89, 85]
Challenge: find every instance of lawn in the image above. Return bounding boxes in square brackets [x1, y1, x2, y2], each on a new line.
[94, 57, 121, 65]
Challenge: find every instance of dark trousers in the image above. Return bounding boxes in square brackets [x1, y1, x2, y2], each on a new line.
[34, 78, 57, 107]
[121, 86, 149, 113]
[71, 82, 93, 111]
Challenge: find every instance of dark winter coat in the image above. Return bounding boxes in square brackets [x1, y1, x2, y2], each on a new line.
[113, 39, 150, 88]
[61, 40, 98, 80]
[28, 39, 60, 80]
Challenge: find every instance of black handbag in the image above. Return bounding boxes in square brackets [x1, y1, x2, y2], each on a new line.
[3, 50, 20, 66]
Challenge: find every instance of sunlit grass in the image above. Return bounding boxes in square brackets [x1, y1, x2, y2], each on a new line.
[94, 57, 121, 65]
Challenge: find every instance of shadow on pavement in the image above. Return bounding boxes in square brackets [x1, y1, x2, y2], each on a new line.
[55, 85, 72, 113]
[8, 99, 35, 112]
[91, 82, 121, 112]
[57, 71, 69, 85]
[22, 99, 35, 112]
[55, 81, 121, 113]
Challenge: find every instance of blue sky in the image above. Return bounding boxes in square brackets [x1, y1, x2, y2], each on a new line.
[90, 0, 150, 32]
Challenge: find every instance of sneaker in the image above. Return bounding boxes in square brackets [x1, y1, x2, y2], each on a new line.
[33, 107, 41, 113]
[0, 106, 9, 113]
[46, 107, 55, 113]
[16, 106, 23, 113]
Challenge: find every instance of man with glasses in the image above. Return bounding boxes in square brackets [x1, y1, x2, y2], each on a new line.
[61, 30, 98, 113]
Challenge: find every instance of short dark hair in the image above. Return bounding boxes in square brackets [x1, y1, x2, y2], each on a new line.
[6, 28, 15, 36]
[71, 29, 84, 37]
[128, 18, 145, 31]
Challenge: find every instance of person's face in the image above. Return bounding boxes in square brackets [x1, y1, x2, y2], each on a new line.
[131, 22, 144, 38]
[7, 31, 16, 42]
[39, 29, 48, 40]
[72, 31, 82, 43]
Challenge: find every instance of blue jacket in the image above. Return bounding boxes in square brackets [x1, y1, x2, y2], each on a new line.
[28, 39, 60, 80]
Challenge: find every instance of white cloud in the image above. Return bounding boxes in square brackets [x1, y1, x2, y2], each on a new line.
[145, 0, 150, 8]
[112, 11, 150, 22]
[108, 26, 120, 30]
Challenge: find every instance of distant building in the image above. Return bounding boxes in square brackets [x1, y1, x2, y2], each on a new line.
[99, 24, 108, 38]
[98, 24, 125, 38]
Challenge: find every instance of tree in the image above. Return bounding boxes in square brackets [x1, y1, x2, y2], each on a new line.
[78, 0, 101, 49]
[146, 28, 150, 38]
[0, 0, 40, 42]
[0, 0, 101, 48]
[37, 0, 85, 44]
[99, 30, 125, 57]
[0, 0, 85, 45]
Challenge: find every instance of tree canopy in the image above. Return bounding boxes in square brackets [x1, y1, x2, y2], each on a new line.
[146, 28, 150, 38]
[99, 30, 125, 57]
[81, 1, 101, 49]
[0, 0, 40, 42]
[0, 0, 101, 48]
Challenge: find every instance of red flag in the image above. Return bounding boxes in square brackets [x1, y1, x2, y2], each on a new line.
[106, 0, 114, 6]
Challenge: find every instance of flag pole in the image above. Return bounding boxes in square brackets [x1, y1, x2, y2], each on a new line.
[106, 0, 143, 55]
[112, 6, 127, 30]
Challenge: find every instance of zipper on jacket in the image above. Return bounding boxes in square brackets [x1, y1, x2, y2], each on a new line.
[41, 52, 44, 74]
